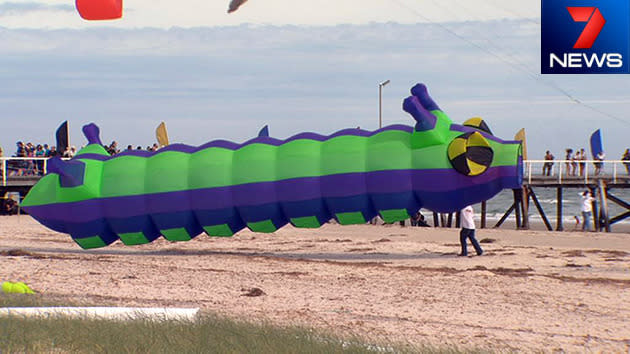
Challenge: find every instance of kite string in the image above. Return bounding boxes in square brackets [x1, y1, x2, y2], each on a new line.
[388, 0, 630, 126]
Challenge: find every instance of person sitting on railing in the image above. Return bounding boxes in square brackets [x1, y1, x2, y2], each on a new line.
[594, 151, 605, 176]
[542, 150, 554, 176]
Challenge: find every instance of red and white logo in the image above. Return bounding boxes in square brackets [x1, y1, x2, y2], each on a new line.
[566, 7, 606, 49]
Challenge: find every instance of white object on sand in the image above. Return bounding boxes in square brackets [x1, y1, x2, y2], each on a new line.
[0, 307, 200, 321]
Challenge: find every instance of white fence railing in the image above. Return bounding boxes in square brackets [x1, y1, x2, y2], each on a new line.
[2, 157, 630, 188]
[524, 159, 630, 184]
[1, 157, 53, 187]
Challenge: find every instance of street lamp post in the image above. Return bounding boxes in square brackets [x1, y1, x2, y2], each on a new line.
[378, 80, 390, 129]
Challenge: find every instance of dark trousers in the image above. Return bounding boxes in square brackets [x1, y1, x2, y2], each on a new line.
[460, 228, 483, 256]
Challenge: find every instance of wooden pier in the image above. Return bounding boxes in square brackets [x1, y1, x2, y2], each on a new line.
[492, 174, 630, 233]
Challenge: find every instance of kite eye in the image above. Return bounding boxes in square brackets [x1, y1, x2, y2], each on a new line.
[463, 117, 493, 135]
[448, 132, 494, 176]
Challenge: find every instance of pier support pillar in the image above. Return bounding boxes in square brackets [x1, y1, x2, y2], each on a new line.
[598, 180, 611, 232]
[480, 201, 487, 229]
[521, 185, 530, 230]
[556, 187, 564, 231]
[591, 186, 599, 231]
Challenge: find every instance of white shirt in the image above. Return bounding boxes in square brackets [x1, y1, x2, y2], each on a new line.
[581, 194, 595, 212]
[461, 205, 475, 229]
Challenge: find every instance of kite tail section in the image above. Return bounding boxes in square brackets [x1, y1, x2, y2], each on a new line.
[24, 123, 422, 249]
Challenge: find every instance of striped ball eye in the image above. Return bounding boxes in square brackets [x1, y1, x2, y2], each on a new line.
[447, 132, 494, 176]
[463, 117, 493, 135]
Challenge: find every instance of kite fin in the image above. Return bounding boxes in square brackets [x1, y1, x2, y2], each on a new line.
[156, 122, 170, 147]
[514, 128, 527, 160]
[258, 125, 269, 137]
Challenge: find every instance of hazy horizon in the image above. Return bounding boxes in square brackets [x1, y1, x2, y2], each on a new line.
[1, 4, 629, 160]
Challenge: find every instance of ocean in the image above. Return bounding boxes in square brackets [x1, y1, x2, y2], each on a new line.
[468, 187, 630, 226]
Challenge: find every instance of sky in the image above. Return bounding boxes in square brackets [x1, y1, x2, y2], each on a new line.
[0, 0, 539, 28]
[0, 0, 629, 160]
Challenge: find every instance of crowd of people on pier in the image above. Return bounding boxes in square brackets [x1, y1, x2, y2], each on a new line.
[0, 140, 162, 176]
[542, 148, 630, 176]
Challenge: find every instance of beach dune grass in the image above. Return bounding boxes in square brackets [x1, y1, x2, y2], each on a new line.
[1, 294, 459, 354]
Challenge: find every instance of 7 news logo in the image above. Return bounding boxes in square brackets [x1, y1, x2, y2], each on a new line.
[542, 0, 630, 74]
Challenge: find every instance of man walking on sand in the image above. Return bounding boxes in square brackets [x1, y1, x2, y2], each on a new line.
[459, 205, 483, 257]
[580, 191, 595, 232]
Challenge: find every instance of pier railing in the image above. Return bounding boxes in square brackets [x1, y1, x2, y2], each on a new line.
[524, 159, 630, 185]
[1, 157, 55, 187]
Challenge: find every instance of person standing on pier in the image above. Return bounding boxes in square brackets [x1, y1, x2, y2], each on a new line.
[578, 148, 587, 176]
[543, 151, 554, 176]
[580, 191, 595, 232]
[458, 205, 483, 257]
[594, 151, 605, 175]
[565, 149, 574, 176]
[622, 149, 630, 175]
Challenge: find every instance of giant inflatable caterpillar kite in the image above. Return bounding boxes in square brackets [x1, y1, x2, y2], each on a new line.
[22, 84, 522, 249]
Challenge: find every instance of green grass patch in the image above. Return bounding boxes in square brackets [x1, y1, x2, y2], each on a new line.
[0, 294, 482, 353]
[0, 295, 386, 353]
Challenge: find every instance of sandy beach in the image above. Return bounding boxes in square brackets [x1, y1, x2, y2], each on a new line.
[1, 215, 629, 352]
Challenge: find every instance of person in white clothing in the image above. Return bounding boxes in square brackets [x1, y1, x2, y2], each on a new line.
[580, 191, 595, 231]
[459, 205, 483, 256]
[594, 151, 605, 175]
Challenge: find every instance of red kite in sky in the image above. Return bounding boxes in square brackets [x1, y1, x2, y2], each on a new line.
[76, 0, 122, 20]
[75, 0, 247, 20]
